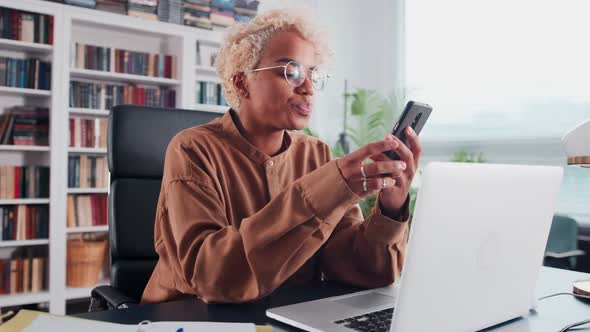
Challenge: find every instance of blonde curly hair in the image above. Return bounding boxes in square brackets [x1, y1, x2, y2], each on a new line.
[216, 8, 331, 110]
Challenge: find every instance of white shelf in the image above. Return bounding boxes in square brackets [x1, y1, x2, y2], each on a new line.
[70, 68, 181, 86]
[193, 104, 228, 114]
[68, 147, 107, 154]
[0, 239, 50, 247]
[67, 188, 109, 194]
[69, 108, 110, 117]
[0, 145, 50, 152]
[0, 291, 50, 307]
[195, 65, 217, 75]
[66, 225, 108, 233]
[65, 280, 109, 300]
[0, 38, 53, 54]
[0, 86, 51, 97]
[0, 198, 50, 205]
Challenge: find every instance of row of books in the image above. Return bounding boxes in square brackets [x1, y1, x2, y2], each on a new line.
[0, 205, 49, 241]
[69, 117, 108, 149]
[0, 7, 54, 45]
[184, 0, 258, 30]
[128, 0, 158, 21]
[66, 194, 108, 228]
[0, 257, 47, 295]
[196, 81, 227, 106]
[0, 57, 52, 91]
[73, 43, 177, 79]
[0, 166, 50, 200]
[51, 0, 258, 28]
[0, 107, 49, 146]
[67, 155, 108, 189]
[70, 81, 177, 109]
[158, 0, 183, 24]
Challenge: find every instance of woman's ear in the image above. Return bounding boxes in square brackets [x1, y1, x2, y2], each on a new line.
[232, 73, 249, 99]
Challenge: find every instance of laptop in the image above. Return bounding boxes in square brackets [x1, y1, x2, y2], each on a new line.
[267, 162, 563, 332]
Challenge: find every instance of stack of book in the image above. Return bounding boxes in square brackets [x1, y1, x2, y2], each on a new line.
[210, 0, 235, 30]
[64, 0, 97, 9]
[0, 8, 54, 45]
[66, 194, 108, 228]
[183, 0, 212, 30]
[70, 81, 176, 109]
[0, 256, 47, 294]
[96, 0, 128, 14]
[69, 118, 108, 149]
[67, 155, 108, 189]
[0, 107, 50, 146]
[234, 0, 258, 23]
[128, 0, 158, 21]
[74, 43, 177, 79]
[0, 57, 52, 90]
[0, 205, 49, 241]
[158, 0, 183, 24]
[0, 166, 50, 199]
[196, 81, 226, 106]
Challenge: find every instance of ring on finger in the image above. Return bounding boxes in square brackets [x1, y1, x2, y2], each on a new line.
[361, 165, 367, 178]
[382, 178, 386, 189]
[362, 178, 368, 192]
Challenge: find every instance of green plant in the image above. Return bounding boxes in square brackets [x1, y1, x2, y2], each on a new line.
[451, 150, 486, 163]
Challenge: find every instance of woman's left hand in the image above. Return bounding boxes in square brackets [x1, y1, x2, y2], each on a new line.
[374, 127, 422, 218]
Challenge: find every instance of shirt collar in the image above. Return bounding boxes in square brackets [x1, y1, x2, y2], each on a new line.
[219, 109, 293, 165]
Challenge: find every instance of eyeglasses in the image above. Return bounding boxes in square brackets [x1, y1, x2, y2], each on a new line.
[248, 60, 329, 91]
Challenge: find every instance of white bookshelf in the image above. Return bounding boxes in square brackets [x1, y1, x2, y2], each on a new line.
[70, 68, 181, 86]
[0, 292, 50, 307]
[65, 279, 108, 300]
[0, 239, 50, 248]
[0, 145, 50, 152]
[195, 65, 217, 75]
[0, 38, 53, 54]
[0, 198, 50, 205]
[193, 104, 228, 114]
[69, 108, 109, 117]
[68, 147, 107, 154]
[66, 225, 108, 234]
[0, 0, 224, 314]
[0, 86, 51, 97]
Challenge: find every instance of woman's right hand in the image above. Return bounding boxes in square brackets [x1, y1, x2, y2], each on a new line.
[336, 135, 408, 198]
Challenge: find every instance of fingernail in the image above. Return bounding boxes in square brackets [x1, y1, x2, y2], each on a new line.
[400, 162, 406, 170]
[407, 127, 415, 136]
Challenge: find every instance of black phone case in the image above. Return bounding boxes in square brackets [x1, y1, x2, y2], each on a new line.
[383, 101, 433, 160]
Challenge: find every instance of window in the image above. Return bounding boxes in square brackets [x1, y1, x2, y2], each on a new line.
[405, 0, 590, 222]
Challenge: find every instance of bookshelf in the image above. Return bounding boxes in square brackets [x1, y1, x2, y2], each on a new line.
[0, 86, 51, 97]
[69, 68, 181, 86]
[0, 0, 226, 314]
[0, 39, 53, 54]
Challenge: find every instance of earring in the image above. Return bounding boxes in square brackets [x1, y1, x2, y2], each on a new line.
[243, 91, 249, 97]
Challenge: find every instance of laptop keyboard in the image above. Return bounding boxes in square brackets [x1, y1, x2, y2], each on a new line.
[333, 307, 394, 332]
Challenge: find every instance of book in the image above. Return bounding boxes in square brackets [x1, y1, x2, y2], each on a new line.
[66, 194, 108, 228]
[0, 8, 52, 44]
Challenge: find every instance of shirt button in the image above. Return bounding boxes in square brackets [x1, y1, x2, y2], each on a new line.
[268, 160, 274, 167]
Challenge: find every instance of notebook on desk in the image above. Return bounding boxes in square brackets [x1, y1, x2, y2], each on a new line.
[0, 310, 272, 332]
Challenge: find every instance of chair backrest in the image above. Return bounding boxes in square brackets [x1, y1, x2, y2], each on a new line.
[108, 105, 222, 301]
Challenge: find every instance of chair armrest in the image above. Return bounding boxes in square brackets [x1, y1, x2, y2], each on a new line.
[544, 249, 586, 259]
[89, 285, 139, 312]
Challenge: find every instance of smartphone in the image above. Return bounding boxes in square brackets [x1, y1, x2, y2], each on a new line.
[383, 100, 432, 160]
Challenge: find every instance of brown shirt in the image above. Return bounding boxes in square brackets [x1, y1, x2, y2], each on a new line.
[141, 110, 409, 304]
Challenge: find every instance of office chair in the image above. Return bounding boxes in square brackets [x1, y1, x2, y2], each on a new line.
[544, 214, 585, 270]
[89, 105, 223, 311]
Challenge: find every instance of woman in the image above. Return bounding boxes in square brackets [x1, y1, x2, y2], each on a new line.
[141, 9, 421, 304]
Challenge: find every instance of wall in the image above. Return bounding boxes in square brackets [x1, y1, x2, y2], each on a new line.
[258, 0, 403, 146]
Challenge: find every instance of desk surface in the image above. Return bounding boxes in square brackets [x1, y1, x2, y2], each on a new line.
[76, 267, 590, 331]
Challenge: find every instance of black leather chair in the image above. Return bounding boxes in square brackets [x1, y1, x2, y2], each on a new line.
[89, 105, 222, 311]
